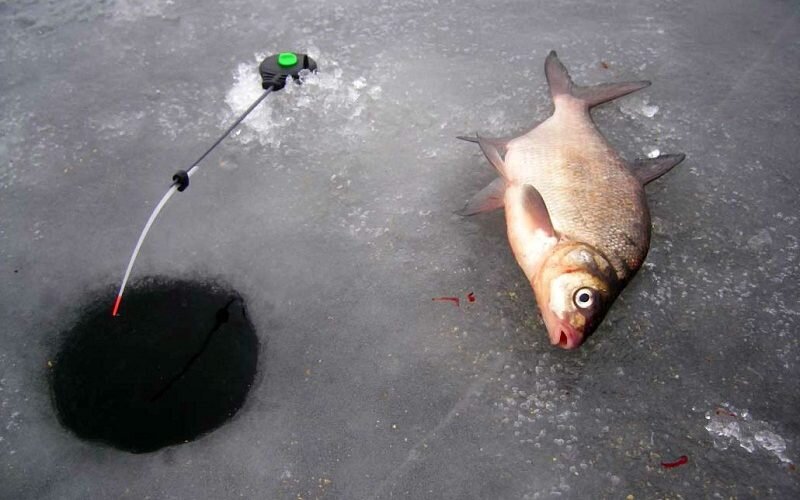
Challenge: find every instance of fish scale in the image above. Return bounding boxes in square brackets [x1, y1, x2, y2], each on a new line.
[506, 112, 650, 282]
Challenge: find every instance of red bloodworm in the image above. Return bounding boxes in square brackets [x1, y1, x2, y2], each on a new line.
[467, 292, 476, 303]
[661, 455, 688, 469]
[432, 297, 460, 307]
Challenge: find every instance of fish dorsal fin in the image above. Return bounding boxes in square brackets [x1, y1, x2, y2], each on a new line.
[545, 50, 575, 99]
[632, 154, 686, 185]
[545, 50, 651, 108]
[476, 134, 509, 178]
[457, 135, 511, 155]
[459, 177, 506, 216]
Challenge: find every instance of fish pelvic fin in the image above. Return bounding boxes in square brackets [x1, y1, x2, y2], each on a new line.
[459, 177, 506, 216]
[545, 50, 651, 109]
[476, 134, 510, 179]
[632, 154, 686, 185]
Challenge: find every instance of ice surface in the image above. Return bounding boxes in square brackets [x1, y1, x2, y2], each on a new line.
[1, 0, 799, 499]
[111, 0, 173, 23]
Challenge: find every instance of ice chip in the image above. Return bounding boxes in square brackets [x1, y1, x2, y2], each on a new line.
[641, 104, 659, 118]
[705, 405, 793, 463]
[755, 430, 789, 462]
[739, 436, 756, 453]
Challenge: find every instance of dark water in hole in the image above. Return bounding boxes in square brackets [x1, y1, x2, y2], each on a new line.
[50, 278, 259, 453]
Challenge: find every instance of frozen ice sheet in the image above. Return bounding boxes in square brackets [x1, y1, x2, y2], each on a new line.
[1, 0, 799, 499]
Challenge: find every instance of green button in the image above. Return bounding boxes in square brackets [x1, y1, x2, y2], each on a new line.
[277, 52, 298, 68]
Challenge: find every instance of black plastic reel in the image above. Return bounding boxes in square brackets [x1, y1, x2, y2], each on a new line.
[259, 52, 318, 90]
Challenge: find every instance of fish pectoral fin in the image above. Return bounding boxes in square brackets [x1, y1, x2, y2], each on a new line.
[632, 154, 686, 185]
[456, 135, 512, 155]
[476, 134, 509, 178]
[519, 184, 556, 238]
[545, 50, 650, 108]
[459, 177, 506, 216]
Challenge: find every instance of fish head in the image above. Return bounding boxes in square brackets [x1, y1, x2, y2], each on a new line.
[533, 242, 619, 349]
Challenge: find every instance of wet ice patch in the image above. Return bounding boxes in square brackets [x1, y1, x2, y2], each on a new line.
[495, 353, 583, 476]
[341, 207, 389, 240]
[90, 110, 147, 140]
[0, 99, 28, 190]
[747, 228, 773, 252]
[705, 404, 792, 463]
[0, 352, 25, 458]
[156, 101, 191, 140]
[2, 0, 107, 32]
[494, 353, 583, 498]
[496, 357, 580, 441]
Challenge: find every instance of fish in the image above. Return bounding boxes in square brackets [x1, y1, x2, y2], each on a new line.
[458, 51, 684, 349]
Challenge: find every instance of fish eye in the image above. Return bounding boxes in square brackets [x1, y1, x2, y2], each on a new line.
[573, 287, 595, 309]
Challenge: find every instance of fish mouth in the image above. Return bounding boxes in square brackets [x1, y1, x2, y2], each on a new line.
[554, 328, 582, 349]
[542, 311, 584, 350]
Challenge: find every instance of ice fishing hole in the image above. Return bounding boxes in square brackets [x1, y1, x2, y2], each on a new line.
[50, 278, 259, 454]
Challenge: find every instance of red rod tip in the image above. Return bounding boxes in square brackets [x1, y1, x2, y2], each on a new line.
[111, 295, 123, 317]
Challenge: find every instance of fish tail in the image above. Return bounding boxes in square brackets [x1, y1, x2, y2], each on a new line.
[545, 50, 650, 109]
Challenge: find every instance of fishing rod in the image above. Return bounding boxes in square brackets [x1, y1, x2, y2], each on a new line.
[112, 52, 318, 317]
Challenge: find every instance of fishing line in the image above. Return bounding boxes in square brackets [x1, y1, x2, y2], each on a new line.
[112, 52, 317, 316]
[149, 296, 241, 401]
